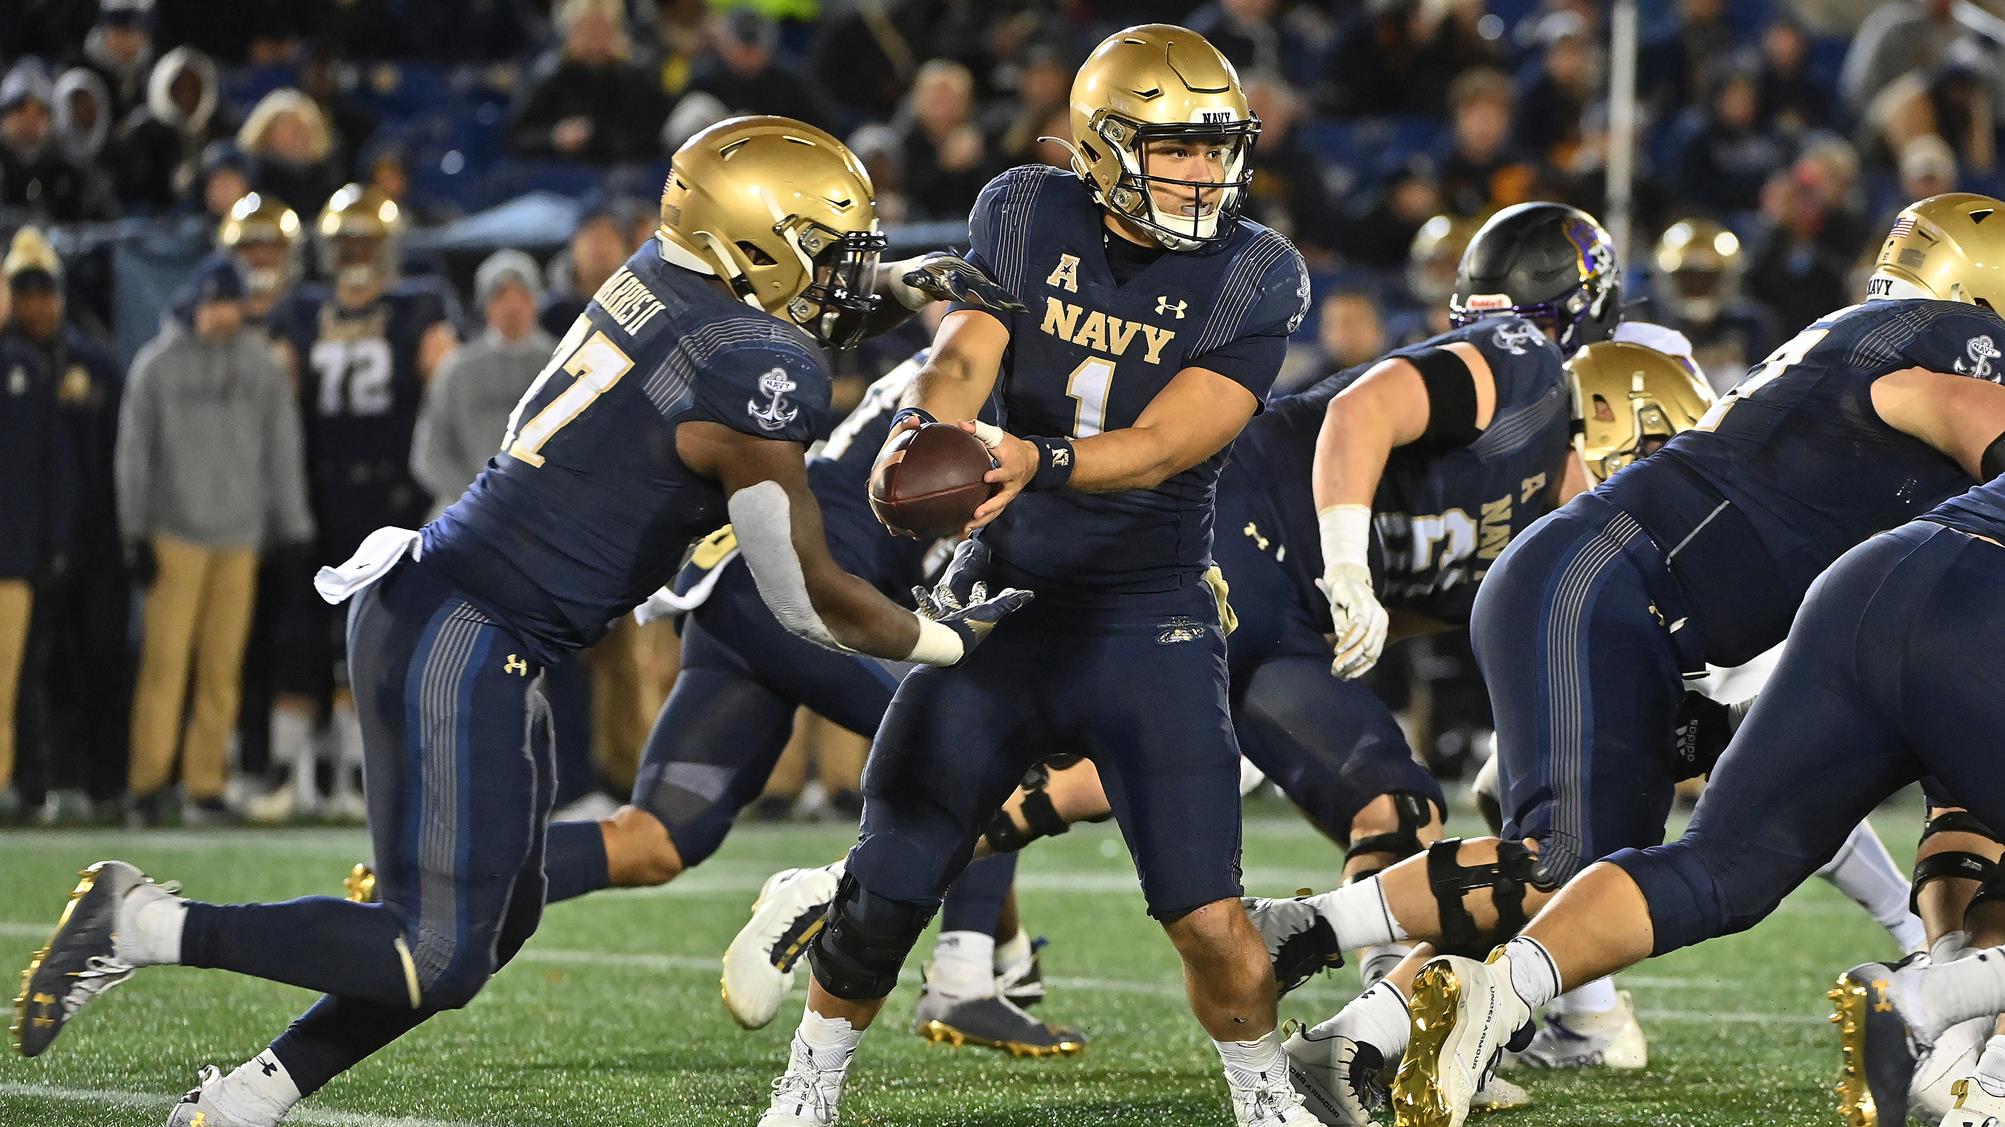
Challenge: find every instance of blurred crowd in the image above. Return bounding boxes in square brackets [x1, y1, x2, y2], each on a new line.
[3, 0, 2004, 826]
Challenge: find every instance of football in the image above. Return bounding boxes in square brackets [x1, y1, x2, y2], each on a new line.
[868, 422, 999, 539]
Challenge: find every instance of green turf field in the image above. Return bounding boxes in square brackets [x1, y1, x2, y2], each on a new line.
[0, 799, 1923, 1126]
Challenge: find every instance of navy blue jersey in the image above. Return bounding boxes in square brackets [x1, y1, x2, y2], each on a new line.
[959, 165, 1310, 592]
[423, 238, 833, 662]
[281, 278, 459, 541]
[1229, 317, 1572, 627]
[1601, 298, 1998, 665]
[810, 355, 935, 593]
[1924, 473, 2005, 542]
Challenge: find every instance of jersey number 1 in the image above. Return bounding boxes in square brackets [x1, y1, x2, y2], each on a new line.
[502, 322, 635, 467]
[1066, 356, 1115, 437]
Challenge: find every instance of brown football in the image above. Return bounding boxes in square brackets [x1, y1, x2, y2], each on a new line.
[868, 422, 999, 538]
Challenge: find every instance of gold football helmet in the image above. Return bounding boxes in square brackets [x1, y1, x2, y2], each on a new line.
[1653, 218, 1741, 325]
[316, 183, 402, 293]
[659, 115, 885, 348]
[2, 226, 61, 284]
[1569, 341, 1715, 484]
[1066, 24, 1258, 250]
[1867, 192, 2005, 309]
[219, 192, 303, 299]
[1408, 215, 1482, 307]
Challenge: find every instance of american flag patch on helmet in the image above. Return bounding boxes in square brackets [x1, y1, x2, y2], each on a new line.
[1890, 216, 1917, 240]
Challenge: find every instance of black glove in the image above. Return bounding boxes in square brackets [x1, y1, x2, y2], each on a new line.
[1671, 691, 1733, 780]
[894, 252, 1029, 315]
[912, 538, 993, 617]
[125, 541, 157, 589]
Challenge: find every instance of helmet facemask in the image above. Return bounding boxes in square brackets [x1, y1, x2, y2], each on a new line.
[1083, 110, 1258, 251]
[780, 218, 885, 349]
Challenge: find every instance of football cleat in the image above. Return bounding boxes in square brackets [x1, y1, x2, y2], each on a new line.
[1943, 1075, 2005, 1127]
[723, 861, 842, 1030]
[166, 1065, 262, 1126]
[1916, 1017, 1989, 1121]
[12, 861, 173, 1057]
[1830, 956, 1926, 1127]
[343, 863, 378, 904]
[995, 936, 1047, 1009]
[759, 1033, 850, 1127]
[1227, 1054, 1323, 1127]
[1390, 954, 1532, 1127]
[1285, 1022, 1387, 1126]
[1243, 895, 1345, 995]
[912, 986, 1085, 1057]
[1508, 990, 1647, 1070]
[1471, 1072, 1531, 1113]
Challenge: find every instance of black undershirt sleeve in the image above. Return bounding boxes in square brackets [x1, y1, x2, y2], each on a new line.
[1406, 346, 1482, 447]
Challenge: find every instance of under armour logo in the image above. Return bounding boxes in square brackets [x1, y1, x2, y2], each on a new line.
[504, 654, 528, 676]
[747, 367, 801, 432]
[1243, 521, 1269, 551]
[260, 1056, 279, 1077]
[1156, 296, 1187, 319]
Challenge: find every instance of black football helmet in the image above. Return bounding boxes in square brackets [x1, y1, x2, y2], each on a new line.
[1450, 202, 1621, 355]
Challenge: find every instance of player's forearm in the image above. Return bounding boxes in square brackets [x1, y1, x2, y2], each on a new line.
[908, 352, 994, 424]
[809, 569, 922, 659]
[1065, 427, 1191, 492]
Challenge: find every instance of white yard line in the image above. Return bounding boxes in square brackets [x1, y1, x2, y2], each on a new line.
[0, 1083, 498, 1127]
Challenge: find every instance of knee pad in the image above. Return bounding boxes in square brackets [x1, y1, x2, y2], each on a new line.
[981, 758, 1090, 854]
[805, 873, 935, 1001]
[1912, 809, 2002, 914]
[1345, 791, 1436, 884]
[1425, 838, 1554, 957]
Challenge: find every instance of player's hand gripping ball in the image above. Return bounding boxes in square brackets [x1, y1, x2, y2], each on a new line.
[870, 422, 1000, 539]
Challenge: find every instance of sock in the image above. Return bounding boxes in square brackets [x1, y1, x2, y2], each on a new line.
[796, 1007, 863, 1065]
[1358, 943, 1410, 990]
[270, 994, 433, 1096]
[1502, 936, 1562, 1010]
[181, 899, 416, 1006]
[1932, 930, 1973, 964]
[994, 928, 1033, 975]
[1311, 979, 1411, 1059]
[1975, 1033, 2005, 1096]
[1214, 1029, 1288, 1086]
[1549, 975, 1619, 1017]
[1817, 821, 1924, 951]
[939, 854, 1014, 935]
[116, 891, 188, 966]
[542, 820, 612, 904]
[1899, 946, 2005, 1043]
[1305, 878, 1408, 950]
[210, 1050, 303, 1125]
[929, 931, 995, 999]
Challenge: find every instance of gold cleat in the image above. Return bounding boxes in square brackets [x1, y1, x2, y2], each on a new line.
[916, 1017, 1085, 1058]
[11, 861, 156, 1057]
[1828, 961, 1921, 1127]
[344, 864, 377, 904]
[1393, 959, 1465, 1127]
[911, 991, 1086, 1058]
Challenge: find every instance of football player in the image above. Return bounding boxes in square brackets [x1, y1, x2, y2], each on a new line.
[754, 25, 1319, 1127]
[1650, 217, 1778, 395]
[531, 350, 1088, 1056]
[9, 117, 1030, 1126]
[266, 184, 459, 820]
[216, 192, 303, 333]
[1267, 192, 2005, 1127]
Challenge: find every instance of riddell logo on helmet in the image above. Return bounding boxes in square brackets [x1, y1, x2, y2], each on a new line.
[1465, 294, 1512, 311]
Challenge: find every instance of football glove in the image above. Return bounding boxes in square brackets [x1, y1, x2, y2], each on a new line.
[889, 252, 1028, 315]
[912, 538, 992, 618]
[929, 585, 1033, 660]
[1319, 564, 1388, 680]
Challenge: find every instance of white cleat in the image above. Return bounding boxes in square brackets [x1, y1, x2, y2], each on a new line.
[1228, 1058, 1323, 1127]
[1243, 895, 1344, 995]
[1509, 990, 1647, 1070]
[1916, 1018, 1990, 1122]
[1943, 1075, 2005, 1126]
[1390, 954, 1532, 1127]
[723, 861, 843, 1030]
[1285, 1024, 1387, 1126]
[1470, 1072, 1531, 1114]
[757, 1033, 849, 1127]
[165, 1066, 267, 1126]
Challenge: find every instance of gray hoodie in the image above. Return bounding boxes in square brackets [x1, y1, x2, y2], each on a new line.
[116, 318, 314, 551]
[410, 327, 557, 519]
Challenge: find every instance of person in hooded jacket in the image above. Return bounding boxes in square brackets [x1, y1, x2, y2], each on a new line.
[116, 257, 314, 825]
[0, 58, 113, 222]
[50, 67, 116, 214]
[116, 45, 234, 214]
[74, 0, 155, 123]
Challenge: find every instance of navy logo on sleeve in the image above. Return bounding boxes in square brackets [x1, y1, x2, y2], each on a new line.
[1954, 334, 2001, 381]
[1492, 321, 1543, 356]
[748, 367, 801, 431]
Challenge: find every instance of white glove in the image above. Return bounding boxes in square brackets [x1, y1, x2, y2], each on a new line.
[1317, 504, 1387, 679]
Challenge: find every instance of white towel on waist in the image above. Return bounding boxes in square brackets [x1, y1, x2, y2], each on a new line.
[314, 527, 424, 605]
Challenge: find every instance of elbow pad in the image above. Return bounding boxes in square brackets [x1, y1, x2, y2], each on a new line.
[727, 481, 847, 652]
